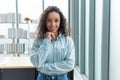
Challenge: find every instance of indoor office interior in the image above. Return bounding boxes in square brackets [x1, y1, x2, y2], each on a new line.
[0, 0, 120, 80]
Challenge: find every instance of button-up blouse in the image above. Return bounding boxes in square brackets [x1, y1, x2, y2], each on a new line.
[30, 33, 75, 75]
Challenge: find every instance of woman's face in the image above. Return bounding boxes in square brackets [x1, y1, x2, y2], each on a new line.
[46, 12, 60, 33]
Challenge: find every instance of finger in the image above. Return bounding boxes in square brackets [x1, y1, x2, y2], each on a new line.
[51, 33, 55, 39]
[45, 32, 52, 40]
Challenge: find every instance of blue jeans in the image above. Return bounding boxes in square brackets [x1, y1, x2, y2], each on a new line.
[37, 72, 68, 80]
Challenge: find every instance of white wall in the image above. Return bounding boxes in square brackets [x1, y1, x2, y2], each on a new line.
[109, 0, 120, 80]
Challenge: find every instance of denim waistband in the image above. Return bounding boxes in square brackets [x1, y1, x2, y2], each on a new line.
[37, 72, 68, 80]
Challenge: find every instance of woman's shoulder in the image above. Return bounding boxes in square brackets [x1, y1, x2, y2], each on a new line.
[61, 35, 74, 44]
[63, 36, 74, 47]
[60, 33, 72, 39]
[65, 36, 73, 41]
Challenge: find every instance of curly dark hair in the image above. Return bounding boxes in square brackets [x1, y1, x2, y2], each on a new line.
[36, 6, 69, 39]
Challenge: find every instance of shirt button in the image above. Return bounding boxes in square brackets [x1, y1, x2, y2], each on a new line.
[52, 76, 54, 79]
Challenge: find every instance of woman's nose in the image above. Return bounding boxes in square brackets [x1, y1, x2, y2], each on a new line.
[51, 22, 55, 26]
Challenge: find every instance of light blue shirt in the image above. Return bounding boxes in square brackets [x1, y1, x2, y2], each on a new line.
[30, 34, 75, 75]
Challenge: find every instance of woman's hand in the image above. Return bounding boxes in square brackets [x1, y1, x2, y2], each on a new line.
[45, 32, 56, 40]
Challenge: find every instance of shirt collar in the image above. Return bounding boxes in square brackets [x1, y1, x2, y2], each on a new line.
[56, 33, 62, 40]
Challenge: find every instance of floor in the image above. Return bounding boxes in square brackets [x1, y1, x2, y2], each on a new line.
[74, 68, 83, 80]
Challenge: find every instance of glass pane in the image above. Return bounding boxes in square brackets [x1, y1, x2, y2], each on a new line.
[0, 0, 16, 54]
[0, 0, 42, 54]
[85, 0, 90, 76]
[0, 0, 16, 14]
[95, 0, 103, 80]
[18, 0, 42, 21]
[18, 0, 42, 53]
[0, 0, 16, 37]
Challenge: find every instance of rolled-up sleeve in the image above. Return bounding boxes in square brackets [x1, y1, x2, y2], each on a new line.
[30, 39, 52, 68]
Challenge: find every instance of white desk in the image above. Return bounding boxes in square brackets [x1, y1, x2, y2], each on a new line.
[0, 56, 37, 80]
[0, 56, 73, 80]
[0, 56, 34, 68]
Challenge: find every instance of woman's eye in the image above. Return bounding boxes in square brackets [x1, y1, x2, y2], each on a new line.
[47, 20, 51, 22]
[55, 20, 59, 22]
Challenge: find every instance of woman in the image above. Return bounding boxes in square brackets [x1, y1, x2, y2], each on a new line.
[30, 6, 75, 80]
